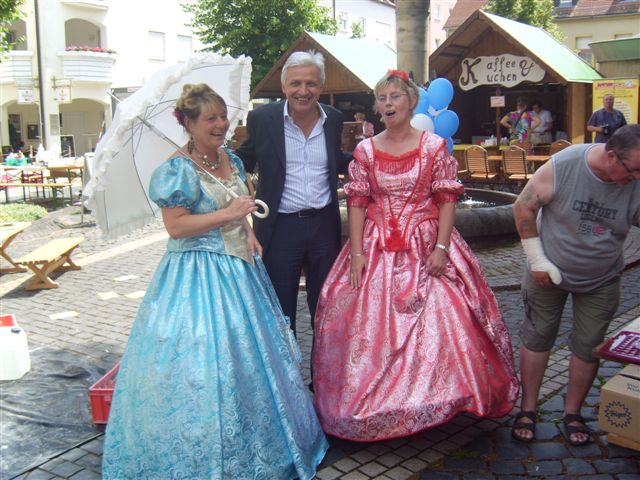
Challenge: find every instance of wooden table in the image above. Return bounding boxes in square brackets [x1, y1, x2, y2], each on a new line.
[0, 165, 82, 203]
[0, 222, 31, 273]
[488, 155, 550, 163]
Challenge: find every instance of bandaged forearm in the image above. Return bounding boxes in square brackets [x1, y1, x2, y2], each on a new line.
[521, 237, 562, 285]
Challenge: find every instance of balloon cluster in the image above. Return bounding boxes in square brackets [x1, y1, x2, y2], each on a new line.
[410, 78, 459, 154]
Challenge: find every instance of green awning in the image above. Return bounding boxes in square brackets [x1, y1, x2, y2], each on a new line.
[483, 12, 603, 83]
[590, 36, 640, 62]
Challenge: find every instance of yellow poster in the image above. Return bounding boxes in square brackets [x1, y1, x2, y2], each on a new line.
[592, 78, 639, 124]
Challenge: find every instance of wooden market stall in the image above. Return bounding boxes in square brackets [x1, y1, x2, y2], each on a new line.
[429, 10, 603, 146]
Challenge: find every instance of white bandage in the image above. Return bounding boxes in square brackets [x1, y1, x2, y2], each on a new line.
[521, 237, 562, 285]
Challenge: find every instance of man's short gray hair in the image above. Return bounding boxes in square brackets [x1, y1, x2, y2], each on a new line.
[281, 50, 326, 85]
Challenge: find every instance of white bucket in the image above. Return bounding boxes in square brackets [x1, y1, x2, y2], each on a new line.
[0, 314, 31, 381]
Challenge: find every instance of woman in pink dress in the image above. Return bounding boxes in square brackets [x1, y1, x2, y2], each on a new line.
[312, 71, 519, 442]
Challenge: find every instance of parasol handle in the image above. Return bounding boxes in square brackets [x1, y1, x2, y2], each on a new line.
[225, 188, 269, 219]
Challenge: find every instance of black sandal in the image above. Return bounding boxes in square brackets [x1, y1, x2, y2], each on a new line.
[563, 413, 591, 446]
[511, 410, 537, 443]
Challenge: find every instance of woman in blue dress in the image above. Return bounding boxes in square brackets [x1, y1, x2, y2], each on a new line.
[102, 83, 328, 480]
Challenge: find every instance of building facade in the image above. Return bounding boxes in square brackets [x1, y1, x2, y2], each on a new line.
[319, 0, 397, 48]
[1, 0, 203, 156]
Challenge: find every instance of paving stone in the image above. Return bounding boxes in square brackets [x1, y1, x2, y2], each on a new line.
[38, 458, 65, 473]
[384, 466, 413, 480]
[341, 471, 370, 480]
[79, 438, 103, 456]
[418, 471, 458, 480]
[525, 460, 563, 477]
[350, 450, 377, 465]
[68, 470, 102, 480]
[593, 459, 640, 474]
[568, 442, 603, 458]
[47, 461, 83, 478]
[493, 441, 529, 460]
[333, 457, 360, 473]
[563, 458, 597, 475]
[529, 442, 570, 460]
[358, 462, 387, 477]
[488, 460, 526, 475]
[417, 450, 444, 464]
[463, 436, 494, 456]
[461, 474, 494, 480]
[618, 475, 640, 480]
[442, 456, 484, 471]
[538, 395, 565, 414]
[393, 445, 419, 459]
[376, 453, 404, 468]
[316, 466, 342, 480]
[400, 457, 428, 473]
[73, 453, 101, 471]
[23, 470, 56, 479]
[59, 449, 87, 463]
[535, 422, 561, 440]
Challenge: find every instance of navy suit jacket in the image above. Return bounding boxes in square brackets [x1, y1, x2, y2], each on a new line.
[235, 101, 350, 252]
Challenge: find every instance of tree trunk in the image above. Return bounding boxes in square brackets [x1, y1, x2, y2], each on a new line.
[396, 0, 429, 84]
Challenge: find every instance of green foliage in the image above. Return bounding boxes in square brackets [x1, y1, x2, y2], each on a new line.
[0, 203, 48, 222]
[484, 0, 564, 40]
[0, 0, 25, 55]
[184, 0, 338, 88]
[350, 21, 364, 39]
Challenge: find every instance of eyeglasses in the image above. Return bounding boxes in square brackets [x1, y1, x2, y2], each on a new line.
[615, 154, 640, 175]
[376, 92, 407, 103]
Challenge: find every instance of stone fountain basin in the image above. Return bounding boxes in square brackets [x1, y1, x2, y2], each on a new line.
[339, 188, 517, 240]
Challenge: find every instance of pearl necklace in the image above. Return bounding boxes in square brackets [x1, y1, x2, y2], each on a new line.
[192, 145, 221, 170]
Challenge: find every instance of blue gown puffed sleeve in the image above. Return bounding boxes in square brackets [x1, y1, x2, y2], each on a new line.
[149, 156, 201, 209]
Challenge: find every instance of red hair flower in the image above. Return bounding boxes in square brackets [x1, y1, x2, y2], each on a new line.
[173, 108, 185, 126]
[388, 69, 409, 82]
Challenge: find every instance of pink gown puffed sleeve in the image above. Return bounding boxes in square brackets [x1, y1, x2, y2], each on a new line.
[344, 142, 371, 208]
[430, 141, 464, 205]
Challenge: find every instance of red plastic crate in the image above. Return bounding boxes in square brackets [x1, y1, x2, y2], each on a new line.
[0, 314, 17, 327]
[89, 362, 120, 424]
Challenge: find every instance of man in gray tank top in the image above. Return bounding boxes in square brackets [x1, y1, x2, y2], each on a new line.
[511, 124, 640, 446]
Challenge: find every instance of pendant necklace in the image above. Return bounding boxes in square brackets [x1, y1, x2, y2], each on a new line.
[190, 141, 221, 170]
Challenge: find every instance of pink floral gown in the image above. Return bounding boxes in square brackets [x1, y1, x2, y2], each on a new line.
[312, 132, 519, 442]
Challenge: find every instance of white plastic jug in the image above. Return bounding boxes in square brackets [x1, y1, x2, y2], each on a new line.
[0, 314, 31, 381]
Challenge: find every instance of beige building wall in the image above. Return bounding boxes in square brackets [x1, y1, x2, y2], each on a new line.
[557, 14, 640, 66]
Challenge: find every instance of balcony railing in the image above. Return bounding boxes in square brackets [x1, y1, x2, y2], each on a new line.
[0, 51, 34, 85]
[58, 50, 116, 83]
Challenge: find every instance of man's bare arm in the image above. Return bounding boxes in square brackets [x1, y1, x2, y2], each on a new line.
[513, 161, 554, 238]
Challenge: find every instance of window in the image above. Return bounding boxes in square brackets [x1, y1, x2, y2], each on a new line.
[338, 11, 348, 32]
[148, 31, 165, 60]
[575, 36, 593, 65]
[434, 4, 441, 20]
[358, 17, 366, 32]
[614, 33, 632, 39]
[177, 35, 192, 62]
[435, 38, 441, 48]
[374, 21, 391, 44]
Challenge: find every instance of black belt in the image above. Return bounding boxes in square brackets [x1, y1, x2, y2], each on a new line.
[282, 206, 328, 218]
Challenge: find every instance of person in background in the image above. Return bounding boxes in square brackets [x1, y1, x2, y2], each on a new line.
[530, 100, 553, 145]
[354, 112, 374, 140]
[235, 50, 350, 334]
[312, 70, 519, 442]
[500, 96, 540, 144]
[511, 124, 640, 446]
[587, 93, 627, 143]
[102, 83, 328, 480]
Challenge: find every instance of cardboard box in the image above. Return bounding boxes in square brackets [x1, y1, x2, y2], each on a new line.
[599, 364, 640, 449]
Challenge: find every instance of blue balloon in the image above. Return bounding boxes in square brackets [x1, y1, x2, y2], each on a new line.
[427, 78, 454, 110]
[434, 110, 459, 139]
[447, 137, 454, 154]
[416, 87, 430, 114]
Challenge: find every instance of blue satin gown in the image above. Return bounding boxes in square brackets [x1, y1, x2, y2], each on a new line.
[102, 153, 328, 480]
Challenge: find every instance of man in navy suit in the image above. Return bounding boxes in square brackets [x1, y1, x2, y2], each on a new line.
[236, 50, 349, 334]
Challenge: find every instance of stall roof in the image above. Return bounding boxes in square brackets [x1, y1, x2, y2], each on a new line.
[251, 31, 397, 98]
[432, 10, 603, 84]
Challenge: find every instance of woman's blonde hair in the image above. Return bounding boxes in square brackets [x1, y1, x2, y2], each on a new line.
[373, 71, 420, 114]
[173, 83, 226, 128]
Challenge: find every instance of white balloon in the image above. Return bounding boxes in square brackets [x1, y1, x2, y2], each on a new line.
[411, 113, 435, 133]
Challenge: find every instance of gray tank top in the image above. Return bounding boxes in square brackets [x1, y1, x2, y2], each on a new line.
[539, 144, 640, 292]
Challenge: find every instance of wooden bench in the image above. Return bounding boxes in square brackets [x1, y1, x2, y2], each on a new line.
[0, 182, 73, 203]
[16, 237, 83, 290]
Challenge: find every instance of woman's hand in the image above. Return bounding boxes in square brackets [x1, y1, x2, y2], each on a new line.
[426, 248, 448, 276]
[225, 195, 258, 221]
[246, 229, 263, 257]
[350, 254, 366, 289]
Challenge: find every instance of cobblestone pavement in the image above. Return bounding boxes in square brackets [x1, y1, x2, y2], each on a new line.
[2, 206, 639, 480]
